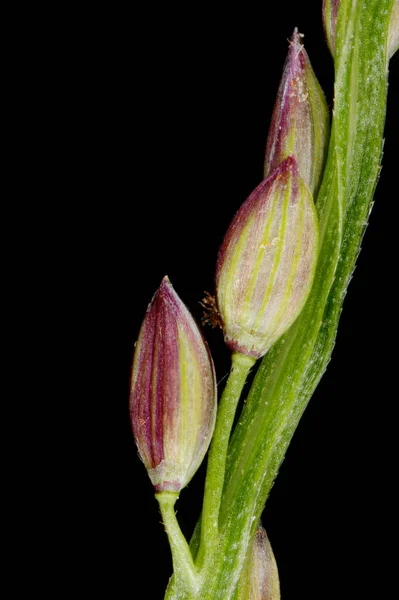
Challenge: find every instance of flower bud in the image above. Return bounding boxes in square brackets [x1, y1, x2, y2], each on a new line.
[216, 157, 319, 359]
[323, 0, 398, 59]
[236, 524, 280, 600]
[322, 0, 340, 56]
[130, 276, 217, 492]
[264, 29, 329, 196]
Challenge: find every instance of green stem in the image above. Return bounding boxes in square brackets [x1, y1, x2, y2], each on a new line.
[156, 492, 198, 595]
[198, 352, 255, 564]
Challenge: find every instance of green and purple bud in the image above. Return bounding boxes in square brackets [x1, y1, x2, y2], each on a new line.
[264, 29, 329, 196]
[130, 276, 217, 492]
[323, 0, 398, 59]
[216, 156, 319, 360]
[236, 524, 280, 600]
[322, 0, 340, 56]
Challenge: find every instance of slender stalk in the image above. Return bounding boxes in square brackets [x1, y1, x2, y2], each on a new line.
[156, 492, 198, 595]
[198, 352, 255, 563]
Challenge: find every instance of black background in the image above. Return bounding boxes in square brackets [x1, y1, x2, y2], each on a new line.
[72, 2, 399, 598]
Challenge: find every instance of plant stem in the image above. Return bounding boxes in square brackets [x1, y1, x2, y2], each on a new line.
[205, 1, 394, 597]
[164, 2, 395, 599]
[198, 352, 255, 564]
[156, 492, 198, 595]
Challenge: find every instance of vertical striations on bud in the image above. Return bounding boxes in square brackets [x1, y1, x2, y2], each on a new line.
[216, 156, 319, 360]
[264, 28, 329, 196]
[236, 524, 280, 600]
[130, 276, 217, 492]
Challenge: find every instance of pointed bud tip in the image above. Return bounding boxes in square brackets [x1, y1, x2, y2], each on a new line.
[278, 155, 298, 173]
[151, 275, 174, 305]
[290, 27, 304, 46]
[271, 156, 299, 186]
[160, 274, 172, 290]
[287, 28, 307, 67]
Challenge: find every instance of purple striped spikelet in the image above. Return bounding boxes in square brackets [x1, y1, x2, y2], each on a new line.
[264, 29, 329, 196]
[216, 157, 319, 360]
[244, 524, 280, 600]
[236, 524, 280, 600]
[130, 276, 217, 492]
